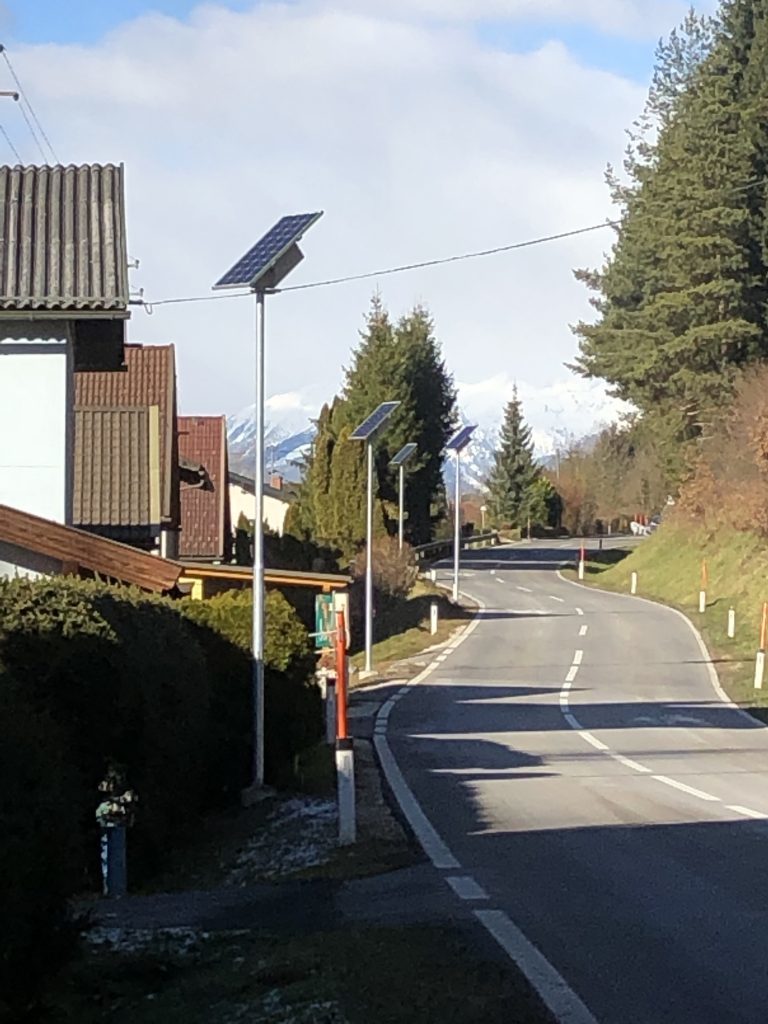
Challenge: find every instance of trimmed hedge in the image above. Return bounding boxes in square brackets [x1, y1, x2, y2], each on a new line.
[0, 577, 320, 1016]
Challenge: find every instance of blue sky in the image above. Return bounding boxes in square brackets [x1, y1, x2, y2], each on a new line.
[0, 0, 684, 433]
[4, 1, 657, 82]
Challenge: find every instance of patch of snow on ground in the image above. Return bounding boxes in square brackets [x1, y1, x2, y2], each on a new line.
[227, 796, 338, 885]
[85, 926, 220, 956]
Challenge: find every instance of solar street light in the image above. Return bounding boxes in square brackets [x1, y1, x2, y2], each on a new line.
[390, 442, 417, 551]
[214, 211, 323, 795]
[446, 425, 476, 602]
[350, 402, 400, 674]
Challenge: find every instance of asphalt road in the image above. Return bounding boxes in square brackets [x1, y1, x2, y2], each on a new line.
[381, 539, 768, 1024]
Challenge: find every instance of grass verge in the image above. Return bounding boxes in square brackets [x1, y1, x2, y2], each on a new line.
[47, 923, 553, 1023]
[350, 579, 472, 682]
[572, 524, 768, 717]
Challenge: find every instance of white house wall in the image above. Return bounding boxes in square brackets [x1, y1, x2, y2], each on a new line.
[0, 329, 71, 523]
[229, 483, 289, 536]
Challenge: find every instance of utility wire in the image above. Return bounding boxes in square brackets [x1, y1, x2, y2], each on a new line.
[143, 219, 619, 310]
[140, 172, 768, 313]
[0, 122, 21, 163]
[0, 45, 58, 163]
[279, 221, 620, 294]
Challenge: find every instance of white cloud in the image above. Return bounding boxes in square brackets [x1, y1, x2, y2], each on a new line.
[5, 1, 656, 431]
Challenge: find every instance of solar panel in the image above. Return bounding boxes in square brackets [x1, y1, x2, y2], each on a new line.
[349, 401, 400, 441]
[446, 425, 476, 453]
[390, 442, 417, 467]
[214, 212, 323, 290]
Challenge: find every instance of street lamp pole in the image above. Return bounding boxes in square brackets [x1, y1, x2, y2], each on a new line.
[452, 449, 461, 602]
[365, 440, 374, 674]
[446, 426, 476, 605]
[398, 464, 405, 551]
[214, 211, 323, 799]
[251, 291, 266, 787]
[350, 402, 400, 677]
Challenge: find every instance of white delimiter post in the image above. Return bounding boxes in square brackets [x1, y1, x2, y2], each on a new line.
[251, 291, 266, 790]
[728, 607, 736, 639]
[398, 464, 405, 551]
[430, 601, 439, 635]
[630, 572, 638, 595]
[364, 440, 374, 674]
[452, 449, 461, 602]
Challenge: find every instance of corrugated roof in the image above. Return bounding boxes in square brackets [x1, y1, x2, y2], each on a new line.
[74, 407, 160, 528]
[0, 502, 181, 593]
[0, 163, 129, 312]
[75, 344, 179, 526]
[178, 415, 231, 560]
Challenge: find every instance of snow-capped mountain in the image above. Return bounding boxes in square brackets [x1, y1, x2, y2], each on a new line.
[227, 393, 318, 480]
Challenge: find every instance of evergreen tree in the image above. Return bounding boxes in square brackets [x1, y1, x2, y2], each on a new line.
[573, 4, 768, 481]
[340, 296, 456, 545]
[486, 389, 539, 527]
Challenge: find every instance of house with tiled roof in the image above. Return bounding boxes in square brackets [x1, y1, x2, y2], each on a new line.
[73, 343, 181, 557]
[0, 163, 131, 582]
[178, 415, 232, 562]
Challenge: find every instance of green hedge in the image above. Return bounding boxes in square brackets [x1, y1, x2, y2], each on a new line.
[0, 577, 320, 1015]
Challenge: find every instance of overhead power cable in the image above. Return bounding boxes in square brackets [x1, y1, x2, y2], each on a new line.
[139, 172, 768, 313]
[142, 219, 619, 311]
[0, 44, 58, 163]
[0, 122, 21, 163]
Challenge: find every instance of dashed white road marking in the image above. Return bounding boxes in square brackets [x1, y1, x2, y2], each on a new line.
[579, 625, 588, 637]
[446, 876, 489, 901]
[613, 755, 651, 774]
[728, 805, 768, 820]
[581, 732, 610, 752]
[474, 911, 600, 1024]
[573, 650, 583, 666]
[496, 577, 506, 585]
[517, 585, 533, 593]
[566, 666, 579, 683]
[550, 595, 565, 604]
[575, 607, 584, 616]
[652, 775, 721, 803]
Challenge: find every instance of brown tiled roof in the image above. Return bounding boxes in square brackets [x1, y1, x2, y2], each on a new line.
[73, 407, 160, 528]
[75, 344, 179, 527]
[0, 503, 181, 593]
[0, 164, 129, 313]
[178, 416, 231, 560]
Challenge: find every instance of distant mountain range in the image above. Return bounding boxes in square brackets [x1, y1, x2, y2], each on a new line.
[227, 403, 564, 494]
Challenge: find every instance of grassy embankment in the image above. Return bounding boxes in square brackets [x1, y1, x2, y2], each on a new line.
[578, 525, 768, 716]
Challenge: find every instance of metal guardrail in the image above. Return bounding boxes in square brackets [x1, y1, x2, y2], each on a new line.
[413, 531, 500, 563]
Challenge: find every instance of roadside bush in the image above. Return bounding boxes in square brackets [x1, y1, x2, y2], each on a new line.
[181, 590, 320, 783]
[0, 674, 82, 1018]
[0, 573, 326, 1015]
[351, 536, 418, 601]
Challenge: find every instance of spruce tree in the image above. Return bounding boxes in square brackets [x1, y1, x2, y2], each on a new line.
[486, 388, 539, 527]
[573, 4, 768, 480]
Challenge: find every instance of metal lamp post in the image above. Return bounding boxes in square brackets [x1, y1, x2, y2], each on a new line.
[350, 402, 400, 675]
[446, 426, 476, 603]
[214, 212, 323, 796]
[390, 442, 417, 551]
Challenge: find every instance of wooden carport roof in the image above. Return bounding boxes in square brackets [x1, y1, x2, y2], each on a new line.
[0, 503, 182, 593]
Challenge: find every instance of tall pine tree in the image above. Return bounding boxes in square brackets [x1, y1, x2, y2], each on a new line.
[486, 388, 539, 528]
[573, 4, 768, 482]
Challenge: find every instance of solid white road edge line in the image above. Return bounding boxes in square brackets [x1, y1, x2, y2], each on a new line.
[474, 910, 601, 1024]
[373, 583, 601, 1024]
